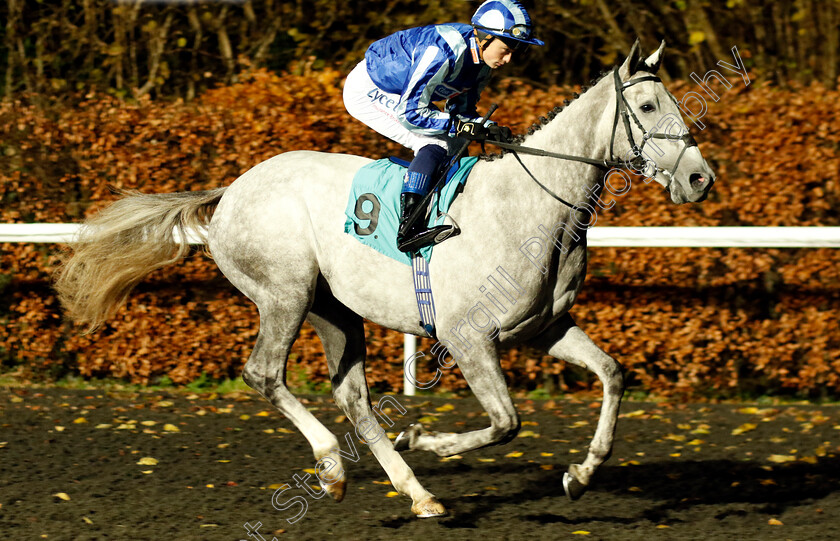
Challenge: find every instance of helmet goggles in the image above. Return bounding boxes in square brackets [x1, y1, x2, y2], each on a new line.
[472, 23, 543, 50]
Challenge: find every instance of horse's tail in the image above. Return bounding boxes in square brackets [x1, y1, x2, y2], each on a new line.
[54, 187, 227, 333]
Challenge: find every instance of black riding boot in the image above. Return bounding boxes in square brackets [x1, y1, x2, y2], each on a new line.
[396, 192, 456, 253]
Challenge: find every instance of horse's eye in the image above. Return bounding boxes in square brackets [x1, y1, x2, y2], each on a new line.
[640, 103, 656, 113]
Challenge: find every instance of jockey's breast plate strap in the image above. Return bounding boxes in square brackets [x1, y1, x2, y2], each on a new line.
[412, 254, 437, 338]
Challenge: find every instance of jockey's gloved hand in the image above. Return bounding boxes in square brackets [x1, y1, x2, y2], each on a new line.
[452, 118, 488, 141]
[485, 124, 513, 144]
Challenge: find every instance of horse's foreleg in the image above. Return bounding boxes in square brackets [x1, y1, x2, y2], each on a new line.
[530, 313, 625, 500]
[308, 293, 445, 518]
[396, 340, 521, 457]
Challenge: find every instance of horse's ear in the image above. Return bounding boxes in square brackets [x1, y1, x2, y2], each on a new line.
[620, 39, 642, 79]
[642, 40, 666, 74]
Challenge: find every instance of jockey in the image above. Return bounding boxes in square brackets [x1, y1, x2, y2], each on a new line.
[343, 0, 544, 253]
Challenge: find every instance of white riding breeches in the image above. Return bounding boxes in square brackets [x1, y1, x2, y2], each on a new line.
[343, 61, 451, 155]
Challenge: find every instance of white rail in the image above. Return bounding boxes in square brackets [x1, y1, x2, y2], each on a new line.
[3, 224, 840, 247]
[4, 223, 840, 396]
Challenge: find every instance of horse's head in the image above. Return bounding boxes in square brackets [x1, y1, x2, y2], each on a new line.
[607, 40, 716, 204]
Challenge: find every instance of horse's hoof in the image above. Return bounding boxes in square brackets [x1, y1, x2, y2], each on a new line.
[320, 477, 346, 502]
[411, 496, 448, 518]
[394, 423, 424, 452]
[394, 426, 412, 451]
[563, 468, 588, 501]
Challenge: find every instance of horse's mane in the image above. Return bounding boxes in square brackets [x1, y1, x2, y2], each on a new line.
[480, 69, 613, 162]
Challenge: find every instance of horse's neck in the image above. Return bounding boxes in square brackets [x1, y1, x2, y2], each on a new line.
[483, 81, 612, 228]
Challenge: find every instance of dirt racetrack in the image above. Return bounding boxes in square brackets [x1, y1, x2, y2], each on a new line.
[1, 386, 838, 541]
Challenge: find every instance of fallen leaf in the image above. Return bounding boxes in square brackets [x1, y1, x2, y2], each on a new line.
[417, 416, 438, 424]
[82, 516, 93, 524]
[385, 491, 399, 497]
[477, 458, 496, 463]
[54, 492, 71, 501]
[435, 404, 455, 412]
[163, 424, 180, 432]
[572, 531, 590, 535]
[768, 518, 783, 526]
[732, 423, 757, 436]
[505, 451, 524, 458]
[137, 457, 158, 466]
[768, 455, 796, 463]
[73, 417, 88, 424]
[140, 420, 156, 426]
[255, 411, 271, 417]
[517, 430, 539, 438]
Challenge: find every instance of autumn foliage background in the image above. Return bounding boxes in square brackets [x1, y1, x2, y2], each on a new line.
[1, 1, 840, 399]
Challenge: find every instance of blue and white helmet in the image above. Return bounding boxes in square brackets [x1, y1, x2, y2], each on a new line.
[471, 0, 545, 47]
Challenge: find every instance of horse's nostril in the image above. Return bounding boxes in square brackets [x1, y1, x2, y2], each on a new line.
[690, 173, 708, 190]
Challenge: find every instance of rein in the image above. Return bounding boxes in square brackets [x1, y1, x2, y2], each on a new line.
[483, 66, 697, 211]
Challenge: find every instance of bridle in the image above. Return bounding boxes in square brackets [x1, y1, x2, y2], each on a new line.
[485, 66, 698, 211]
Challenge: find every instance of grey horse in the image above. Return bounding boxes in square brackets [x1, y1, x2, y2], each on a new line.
[55, 41, 716, 518]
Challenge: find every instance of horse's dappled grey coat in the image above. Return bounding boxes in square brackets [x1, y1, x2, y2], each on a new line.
[55, 42, 716, 517]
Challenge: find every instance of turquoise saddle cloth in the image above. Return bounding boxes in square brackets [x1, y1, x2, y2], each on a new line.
[343, 157, 478, 265]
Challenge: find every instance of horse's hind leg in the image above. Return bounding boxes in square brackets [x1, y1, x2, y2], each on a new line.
[307, 288, 446, 518]
[530, 313, 625, 501]
[240, 289, 346, 501]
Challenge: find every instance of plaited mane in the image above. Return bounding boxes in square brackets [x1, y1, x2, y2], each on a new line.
[480, 69, 613, 161]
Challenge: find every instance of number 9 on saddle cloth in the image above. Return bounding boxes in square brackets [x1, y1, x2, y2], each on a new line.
[343, 156, 478, 266]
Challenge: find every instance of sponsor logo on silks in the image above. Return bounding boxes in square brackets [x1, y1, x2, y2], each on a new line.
[469, 36, 481, 64]
[435, 83, 467, 100]
[367, 88, 398, 110]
